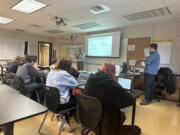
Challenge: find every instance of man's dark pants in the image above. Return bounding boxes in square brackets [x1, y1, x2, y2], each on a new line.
[144, 73, 155, 102]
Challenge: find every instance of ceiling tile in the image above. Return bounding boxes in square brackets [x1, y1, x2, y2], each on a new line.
[0, 0, 178, 36]
[164, 0, 180, 6]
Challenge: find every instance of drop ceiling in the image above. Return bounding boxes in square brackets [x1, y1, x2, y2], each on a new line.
[0, 0, 180, 37]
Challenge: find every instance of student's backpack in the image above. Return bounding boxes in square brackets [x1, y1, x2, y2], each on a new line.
[3, 72, 16, 85]
[3, 72, 25, 94]
[11, 75, 25, 94]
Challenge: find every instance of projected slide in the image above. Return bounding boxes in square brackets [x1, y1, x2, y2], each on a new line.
[88, 36, 113, 56]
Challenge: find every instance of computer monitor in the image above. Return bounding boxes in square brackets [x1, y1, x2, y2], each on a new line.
[78, 73, 89, 82]
[117, 77, 132, 90]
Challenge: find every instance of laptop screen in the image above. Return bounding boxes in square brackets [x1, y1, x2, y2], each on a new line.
[118, 78, 132, 90]
[78, 74, 89, 82]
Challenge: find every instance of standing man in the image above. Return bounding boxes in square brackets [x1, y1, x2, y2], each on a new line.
[140, 43, 160, 105]
[75, 47, 85, 71]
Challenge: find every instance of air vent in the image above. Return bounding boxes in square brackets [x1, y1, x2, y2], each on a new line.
[90, 4, 111, 14]
[124, 7, 171, 21]
[46, 29, 64, 34]
[15, 29, 25, 32]
[73, 22, 101, 29]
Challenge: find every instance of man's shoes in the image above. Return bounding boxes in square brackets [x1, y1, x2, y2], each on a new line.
[140, 99, 152, 105]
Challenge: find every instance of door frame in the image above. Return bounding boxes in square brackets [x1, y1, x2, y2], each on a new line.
[38, 41, 52, 66]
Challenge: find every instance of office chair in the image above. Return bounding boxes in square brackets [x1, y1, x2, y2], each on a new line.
[38, 86, 76, 135]
[153, 74, 166, 102]
[74, 93, 102, 135]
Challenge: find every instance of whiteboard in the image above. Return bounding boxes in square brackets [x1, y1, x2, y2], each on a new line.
[0, 38, 24, 60]
[153, 40, 172, 64]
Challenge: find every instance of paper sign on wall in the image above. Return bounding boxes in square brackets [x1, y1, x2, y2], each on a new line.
[60, 45, 67, 57]
[144, 48, 150, 57]
[129, 60, 136, 66]
[128, 45, 135, 51]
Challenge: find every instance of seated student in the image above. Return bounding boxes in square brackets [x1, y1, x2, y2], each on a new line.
[71, 67, 79, 79]
[46, 58, 78, 131]
[84, 61, 141, 135]
[8, 56, 24, 73]
[50, 59, 57, 70]
[16, 55, 46, 103]
[32, 56, 40, 71]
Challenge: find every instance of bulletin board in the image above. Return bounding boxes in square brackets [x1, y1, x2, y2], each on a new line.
[127, 37, 151, 68]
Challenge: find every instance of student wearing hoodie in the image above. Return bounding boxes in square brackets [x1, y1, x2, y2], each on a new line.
[16, 55, 46, 103]
[84, 61, 141, 135]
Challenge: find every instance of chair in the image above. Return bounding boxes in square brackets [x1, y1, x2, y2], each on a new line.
[74, 93, 102, 135]
[38, 86, 76, 135]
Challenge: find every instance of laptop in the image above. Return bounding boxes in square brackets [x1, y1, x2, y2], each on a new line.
[77, 73, 89, 86]
[117, 77, 143, 98]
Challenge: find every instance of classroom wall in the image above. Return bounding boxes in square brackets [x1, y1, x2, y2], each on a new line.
[0, 28, 53, 60]
[53, 21, 180, 73]
[123, 21, 180, 73]
[52, 34, 85, 67]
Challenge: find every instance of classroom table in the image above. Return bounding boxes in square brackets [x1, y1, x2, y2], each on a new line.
[0, 84, 47, 135]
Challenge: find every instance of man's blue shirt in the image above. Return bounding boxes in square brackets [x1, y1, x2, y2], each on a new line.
[144, 51, 160, 75]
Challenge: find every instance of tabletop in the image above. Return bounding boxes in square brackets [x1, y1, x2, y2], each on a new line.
[0, 84, 47, 127]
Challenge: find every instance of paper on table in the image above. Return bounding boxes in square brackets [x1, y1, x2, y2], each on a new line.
[129, 60, 136, 66]
[128, 45, 135, 51]
[144, 48, 150, 57]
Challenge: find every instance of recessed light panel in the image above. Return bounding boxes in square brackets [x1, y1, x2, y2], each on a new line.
[90, 4, 111, 14]
[0, 17, 14, 24]
[73, 22, 101, 29]
[11, 0, 47, 14]
[16, 29, 25, 32]
[124, 7, 171, 21]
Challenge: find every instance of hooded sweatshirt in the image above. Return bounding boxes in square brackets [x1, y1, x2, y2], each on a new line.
[16, 60, 46, 83]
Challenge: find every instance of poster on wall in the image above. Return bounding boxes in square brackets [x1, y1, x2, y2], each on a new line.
[129, 59, 136, 66]
[70, 45, 78, 62]
[128, 45, 136, 51]
[60, 45, 67, 57]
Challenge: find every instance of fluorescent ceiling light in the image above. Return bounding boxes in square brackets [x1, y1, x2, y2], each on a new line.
[0, 17, 14, 24]
[11, 0, 47, 14]
[124, 7, 171, 21]
[90, 4, 111, 15]
[73, 22, 101, 29]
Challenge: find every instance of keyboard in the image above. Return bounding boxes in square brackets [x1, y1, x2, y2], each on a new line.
[131, 89, 144, 98]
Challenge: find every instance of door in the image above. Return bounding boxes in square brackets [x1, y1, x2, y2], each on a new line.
[38, 42, 52, 66]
